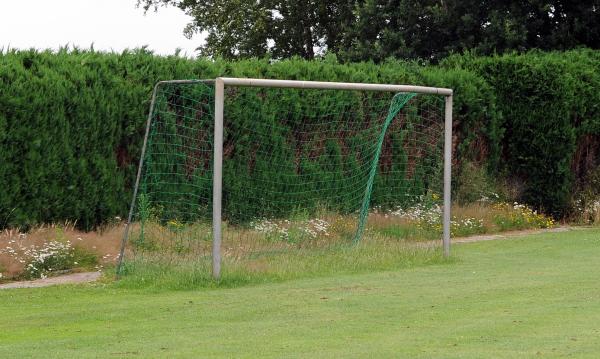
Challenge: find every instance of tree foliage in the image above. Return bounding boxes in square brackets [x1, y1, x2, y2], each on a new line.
[343, 0, 600, 62]
[139, 0, 355, 59]
[139, 0, 599, 61]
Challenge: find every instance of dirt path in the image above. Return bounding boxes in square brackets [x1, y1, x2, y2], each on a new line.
[453, 226, 571, 244]
[0, 271, 102, 290]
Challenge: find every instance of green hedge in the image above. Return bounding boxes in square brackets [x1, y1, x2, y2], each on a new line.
[3, 48, 597, 228]
[444, 49, 600, 216]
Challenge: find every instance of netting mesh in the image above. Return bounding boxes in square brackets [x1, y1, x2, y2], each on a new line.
[122, 81, 445, 273]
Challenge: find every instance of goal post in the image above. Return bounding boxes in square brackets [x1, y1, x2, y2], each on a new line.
[116, 77, 453, 280]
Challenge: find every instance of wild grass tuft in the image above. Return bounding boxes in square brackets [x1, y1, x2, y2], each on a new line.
[117, 199, 557, 290]
[116, 238, 451, 291]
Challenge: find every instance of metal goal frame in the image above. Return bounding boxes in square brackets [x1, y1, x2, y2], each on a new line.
[117, 77, 453, 280]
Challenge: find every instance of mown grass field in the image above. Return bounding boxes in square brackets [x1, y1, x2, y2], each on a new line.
[1, 227, 599, 358]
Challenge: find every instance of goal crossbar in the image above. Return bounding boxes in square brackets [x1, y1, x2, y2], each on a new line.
[148, 78, 453, 95]
[218, 77, 453, 96]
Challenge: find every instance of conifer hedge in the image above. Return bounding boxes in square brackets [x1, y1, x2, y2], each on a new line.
[0, 48, 597, 229]
[444, 49, 600, 216]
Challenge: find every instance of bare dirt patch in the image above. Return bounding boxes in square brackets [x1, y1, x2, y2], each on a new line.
[0, 271, 102, 289]
[454, 226, 571, 243]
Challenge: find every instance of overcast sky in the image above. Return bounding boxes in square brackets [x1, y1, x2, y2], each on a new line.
[0, 0, 203, 56]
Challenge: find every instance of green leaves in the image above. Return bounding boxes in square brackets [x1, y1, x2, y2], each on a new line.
[0, 48, 596, 229]
[139, 0, 600, 62]
[447, 49, 600, 216]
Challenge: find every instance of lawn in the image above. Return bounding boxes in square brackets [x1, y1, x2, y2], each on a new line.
[1, 227, 599, 358]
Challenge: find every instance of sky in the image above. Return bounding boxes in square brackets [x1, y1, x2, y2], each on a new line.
[0, 0, 204, 56]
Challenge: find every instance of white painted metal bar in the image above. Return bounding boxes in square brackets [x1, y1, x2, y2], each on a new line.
[212, 78, 225, 280]
[443, 95, 453, 257]
[156, 79, 215, 85]
[219, 77, 453, 96]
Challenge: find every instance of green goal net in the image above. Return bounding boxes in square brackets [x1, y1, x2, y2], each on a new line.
[117, 79, 448, 280]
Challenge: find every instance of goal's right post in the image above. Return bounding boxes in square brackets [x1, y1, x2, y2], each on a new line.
[443, 94, 453, 257]
[212, 78, 224, 280]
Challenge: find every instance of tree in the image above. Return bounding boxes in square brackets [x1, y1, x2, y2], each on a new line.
[138, 0, 355, 59]
[140, 0, 599, 61]
[341, 0, 600, 62]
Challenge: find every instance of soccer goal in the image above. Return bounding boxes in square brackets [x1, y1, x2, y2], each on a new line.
[116, 78, 453, 280]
